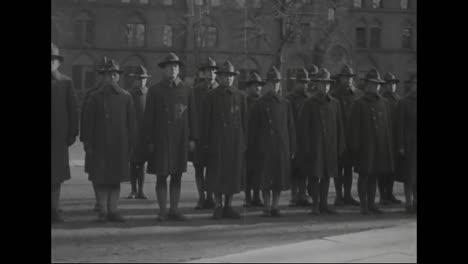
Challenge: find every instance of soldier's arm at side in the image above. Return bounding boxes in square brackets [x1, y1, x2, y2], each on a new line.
[188, 88, 198, 144]
[142, 86, 156, 152]
[66, 79, 79, 147]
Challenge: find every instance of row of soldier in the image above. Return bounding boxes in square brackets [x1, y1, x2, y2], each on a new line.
[51, 43, 417, 224]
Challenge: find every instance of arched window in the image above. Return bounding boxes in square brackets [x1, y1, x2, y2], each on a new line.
[194, 24, 218, 48]
[71, 54, 96, 106]
[162, 25, 173, 47]
[125, 15, 146, 48]
[237, 58, 259, 91]
[123, 55, 146, 91]
[74, 11, 95, 46]
[355, 18, 367, 48]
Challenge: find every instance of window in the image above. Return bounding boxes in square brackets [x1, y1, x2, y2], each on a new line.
[401, 0, 408, 9]
[74, 12, 94, 46]
[353, 0, 362, 8]
[372, 0, 382, 8]
[300, 23, 310, 44]
[253, 0, 262, 8]
[211, 0, 221, 6]
[163, 0, 173, 5]
[194, 25, 218, 48]
[370, 27, 381, 48]
[328, 8, 335, 21]
[162, 25, 173, 47]
[402, 28, 412, 49]
[125, 23, 145, 47]
[195, 0, 204, 6]
[355, 27, 367, 48]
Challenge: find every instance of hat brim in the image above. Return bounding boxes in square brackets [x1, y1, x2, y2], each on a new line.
[216, 70, 240, 76]
[158, 61, 184, 68]
[199, 66, 220, 71]
[362, 78, 386, 84]
[128, 73, 152, 78]
[52, 55, 64, 62]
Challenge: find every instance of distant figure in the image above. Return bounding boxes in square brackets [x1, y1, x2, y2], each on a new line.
[51, 43, 79, 224]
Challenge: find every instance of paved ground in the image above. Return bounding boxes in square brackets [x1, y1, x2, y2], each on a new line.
[51, 142, 417, 263]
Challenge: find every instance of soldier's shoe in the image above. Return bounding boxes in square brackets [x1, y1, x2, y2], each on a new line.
[212, 206, 224, 219]
[108, 212, 126, 222]
[297, 199, 312, 207]
[334, 197, 345, 206]
[127, 193, 136, 199]
[389, 195, 402, 204]
[261, 209, 271, 217]
[320, 206, 338, 215]
[369, 206, 385, 215]
[136, 193, 148, 200]
[343, 197, 360, 206]
[251, 200, 264, 207]
[157, 211, 169, 222]
[195, 199, 205, 210]
[168, 210, 187, 221]
[96, 212, 108, 223]
[204, 198, 215, 209]
[223, 206, 241, 219]
[270, 208, 283, 217]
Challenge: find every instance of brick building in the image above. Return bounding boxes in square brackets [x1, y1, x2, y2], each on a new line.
[51, 0, 416, 103]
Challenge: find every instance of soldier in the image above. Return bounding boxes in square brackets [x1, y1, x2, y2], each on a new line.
[191, 57, 219, 210]
[81, 56, 108, 212]
[143, 53, 197, 222]
[201, 61, 247, 219]
[330, 64, 363, 207]
[349, 68, 394, 215]
[248, 67, 296, 217]
[51, 43, 79, 224]
[286, 68, 312, 207]
[83, 59, 136, 222]
[299, 68, 345, 215]
[243, 72, 265, 208]
[127, 65, 151, 200]
[378, 72, 403, 205]
[397, 76, 417, 213]
[306, 64, 320, 97]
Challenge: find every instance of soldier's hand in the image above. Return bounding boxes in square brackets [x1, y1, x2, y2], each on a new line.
[189, 141, 196, 152]
[148, 144, 155, 153]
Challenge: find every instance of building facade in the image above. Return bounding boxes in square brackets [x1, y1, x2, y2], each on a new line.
[52, 0, 416, 104]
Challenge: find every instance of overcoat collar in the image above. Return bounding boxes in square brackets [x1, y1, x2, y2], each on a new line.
[102, 82, 125, 94]
[264, 90, 281, 102]
[314, 91, 332, 103]
[163, 77, 183, 88]
[363, 92, 382, 102]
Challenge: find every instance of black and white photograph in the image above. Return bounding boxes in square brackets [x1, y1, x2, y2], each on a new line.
[51, 0, 417, 262]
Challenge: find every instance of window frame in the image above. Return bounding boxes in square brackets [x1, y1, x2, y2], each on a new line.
[401, 27, 413, 49]
[355, 27, 367, 49]
[369, 26, 381, 49]
[125, 23, 146, 48]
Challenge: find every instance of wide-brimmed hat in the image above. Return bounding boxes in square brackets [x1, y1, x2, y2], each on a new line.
[51, 43, 64, 62]
[158, 52, 184, 68]
[128, 65, 151, 78]
[291, 68, 310, 82]
[307, 64, 319, 78]
[383, 72, 400, 84]
[216, 61, 240, 76]
[336, 64, 357, 77]
[198, 57, 219, 71]
[311, 68, 335, 83]
[265, 66, 282, 82]
[361, 68, 385, 84]
[95, 56, 110, 74]
[101, 59, 124, 74]
[405, 75, 417, 84]
[245, 72, 266, 87]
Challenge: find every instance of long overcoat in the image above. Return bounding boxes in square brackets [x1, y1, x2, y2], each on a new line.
[82, 83, 136, 184]
[189, 80, 219, 166]
[143, 77, 197, 175]
[80, 83, 100, 174]
[51, 71, 79, 186]
[130, 86, 149, 163]
[330, 85, 363, 163]
[245, 92, 260, 172]
[247, 92, 296, 191]
[382, 91, 402, 179]
[396, 93, 417, 184]
[285, 90, 308, 170]
[298, 93, 345, 179]
[201, 85, 247, 194]
[349, 93, 394, 175]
